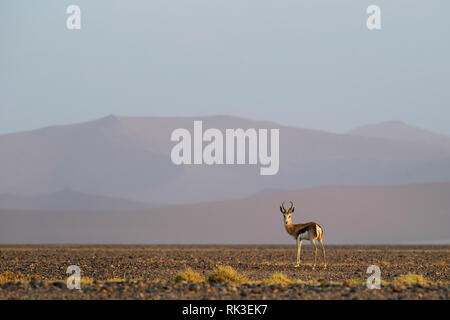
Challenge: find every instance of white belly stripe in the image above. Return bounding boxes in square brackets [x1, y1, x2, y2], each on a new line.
[296, 231, 310, 240]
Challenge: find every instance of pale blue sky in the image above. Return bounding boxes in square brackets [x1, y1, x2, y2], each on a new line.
[1, 0, 449, 134]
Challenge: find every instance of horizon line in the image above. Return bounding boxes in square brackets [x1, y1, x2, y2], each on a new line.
[1, 112, 448, 138]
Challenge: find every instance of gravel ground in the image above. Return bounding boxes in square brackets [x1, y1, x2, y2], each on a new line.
[0, 280, 448, 300]
[0, 245, 448, 300]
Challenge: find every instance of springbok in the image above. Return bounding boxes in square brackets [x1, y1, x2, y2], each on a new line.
[280, 201, 327, 269]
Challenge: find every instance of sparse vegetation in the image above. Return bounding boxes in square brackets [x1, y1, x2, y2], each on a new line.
[80, 277, 94, 285]
[173, 268, 203, 283]
[0, 271, 20, 284]
[0, 246, 448, 299]
[206, 266, 247, 284]
[394, 273, 428, 287]
[264, 273, 292, 285]
[105, 278, 127, 283]
[0, 271, 40, 284]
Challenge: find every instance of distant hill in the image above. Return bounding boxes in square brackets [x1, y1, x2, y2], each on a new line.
[349, 121, 450, 148]
[1, 115, 450, 204]
[1, 182, 449, 244]
[0, 189, 152, 212]
[248, 188, 288, 197]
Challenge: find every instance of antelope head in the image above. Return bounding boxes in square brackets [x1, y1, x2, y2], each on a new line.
[280, 201, 295, 225]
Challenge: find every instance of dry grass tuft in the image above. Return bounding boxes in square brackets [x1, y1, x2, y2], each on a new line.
[173, 268, 203, 283]
[206, 266, 247, 284]
[264, 273, 292, 285]
[0, 271, 41, 284]
[0, 271, 20, 284]
[393, 273, 428, 287]
[105, 278, 127, 283]
[80, 277, 94, 285]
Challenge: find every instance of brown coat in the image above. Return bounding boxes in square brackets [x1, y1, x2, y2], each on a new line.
[285, 222, 323, 241]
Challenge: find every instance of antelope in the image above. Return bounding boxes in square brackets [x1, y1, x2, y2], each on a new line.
[280, 201, 327, 269]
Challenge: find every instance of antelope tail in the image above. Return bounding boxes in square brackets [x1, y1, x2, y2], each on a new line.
[316, 225, 323, 241]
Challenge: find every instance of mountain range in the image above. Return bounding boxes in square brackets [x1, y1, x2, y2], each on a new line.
[0, 189, 152, 212]
[1, 115, 450, 206]
[1, 182, 449, 244]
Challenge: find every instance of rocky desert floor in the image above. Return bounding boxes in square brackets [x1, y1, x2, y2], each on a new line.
[0, 245, 448, 300]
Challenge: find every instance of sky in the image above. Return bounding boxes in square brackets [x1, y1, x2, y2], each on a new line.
[1, 0, 449, 135]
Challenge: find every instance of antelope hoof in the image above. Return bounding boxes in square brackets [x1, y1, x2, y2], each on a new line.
[295, 263, 301, 268]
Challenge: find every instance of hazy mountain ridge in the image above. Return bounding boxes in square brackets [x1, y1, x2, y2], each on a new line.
[0, 189, 153, 212]
[349, 120, 450, 148]
[1, 115, 450, 205]
[1, 182, 449, 244]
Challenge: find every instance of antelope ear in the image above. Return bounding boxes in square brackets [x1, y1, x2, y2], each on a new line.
[280, 206, 285, 213]
[291, 206, 295, 213]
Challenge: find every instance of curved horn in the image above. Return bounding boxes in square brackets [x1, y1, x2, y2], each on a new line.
[281, 202, 286, 212]
[289, 201, 294, 211]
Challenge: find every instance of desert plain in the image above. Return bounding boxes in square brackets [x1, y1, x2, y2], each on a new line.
[0, 245, 448, 300]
